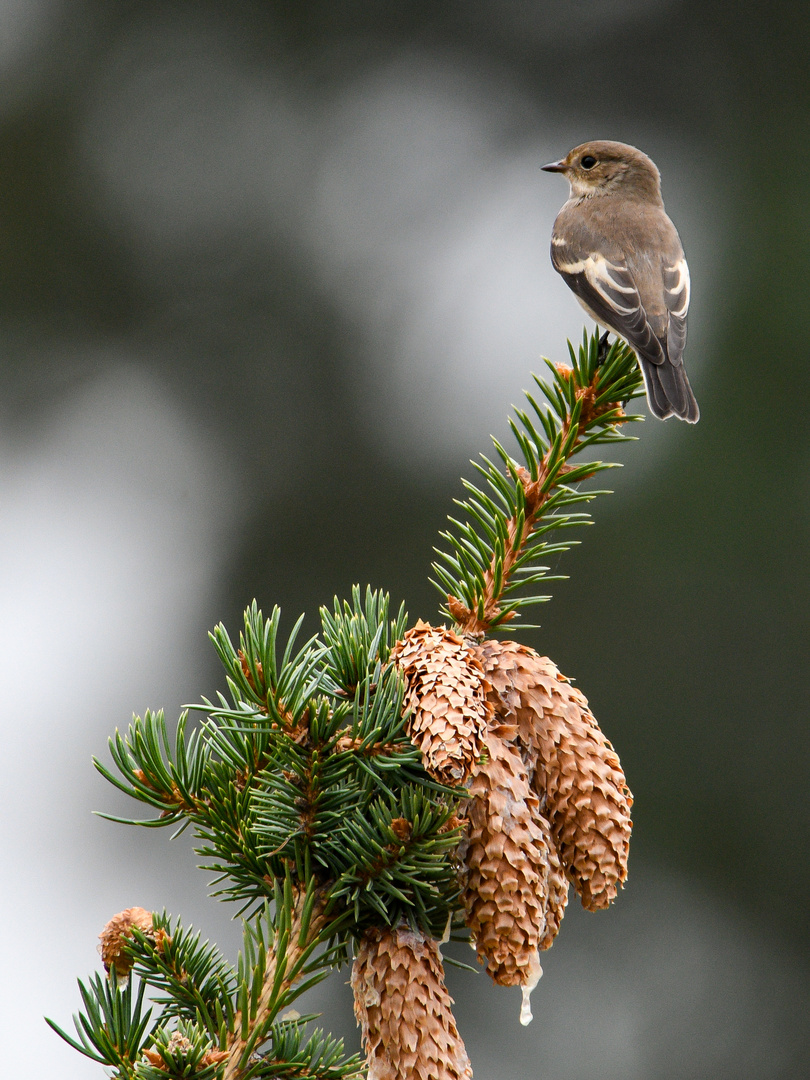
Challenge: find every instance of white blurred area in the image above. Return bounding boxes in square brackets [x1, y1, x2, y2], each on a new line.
[304, 58, 578, 459]
[0, 362, 242, 1076]
[1, 8, 781, 1078]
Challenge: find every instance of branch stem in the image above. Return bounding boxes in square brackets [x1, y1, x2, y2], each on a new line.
[223, 889, 327, 1080]
[449, 370, 619, 635]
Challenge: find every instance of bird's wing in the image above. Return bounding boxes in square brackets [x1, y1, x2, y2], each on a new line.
[662, 257, 690, 365]
[551, 238, 666, 366]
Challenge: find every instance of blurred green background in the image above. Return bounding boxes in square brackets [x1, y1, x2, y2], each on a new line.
[1, 1, 808, 1076]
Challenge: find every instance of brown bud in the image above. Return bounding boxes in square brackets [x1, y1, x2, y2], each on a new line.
[98, 907, 154, 979]
[389, 817, 412, 843]
[141, 1032, 193, 1072]
[460, 728, 568, 986]
[141, 1033, 227, 1072]
[202, 1049, 230, 1066]
[238, 649, 265, 693]
[352, 925, 472, 1080]
[473, 639, 633, 912]
[390, 621, 490, 785]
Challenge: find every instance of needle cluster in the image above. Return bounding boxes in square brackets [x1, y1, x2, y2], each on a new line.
[49, 329, 642, 1080]
[433, 329, 643, 633]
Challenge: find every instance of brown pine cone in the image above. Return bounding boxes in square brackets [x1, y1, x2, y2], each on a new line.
[460, 727, 568, 986]
[98, 907, 155, 980]
[390, 621, 490, 785]
[473, 639, 632, 912]
[351, 924, 472, 1080]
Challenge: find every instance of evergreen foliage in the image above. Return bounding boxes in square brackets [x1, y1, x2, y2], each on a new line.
[50, 329, 644, 1078]
[433, 330, 643, 632]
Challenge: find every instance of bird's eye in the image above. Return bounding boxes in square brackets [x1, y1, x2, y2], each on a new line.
[580, 155, 597, 169]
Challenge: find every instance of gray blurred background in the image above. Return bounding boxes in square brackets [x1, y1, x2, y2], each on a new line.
[1, 1, 808, 1076]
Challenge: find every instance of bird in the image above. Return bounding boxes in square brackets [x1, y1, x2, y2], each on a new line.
[542, 140, 699, 423]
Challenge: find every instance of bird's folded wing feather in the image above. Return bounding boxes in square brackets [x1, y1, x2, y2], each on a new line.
[662, 258, 690, 366]
[551, 237, 666, 366]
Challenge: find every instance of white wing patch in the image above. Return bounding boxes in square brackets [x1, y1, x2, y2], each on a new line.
[663, 258, 690, 316]
[553, 251, 640, 316]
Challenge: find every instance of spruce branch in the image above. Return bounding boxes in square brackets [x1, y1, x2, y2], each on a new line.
[53, 332, 644, 1080]
[137, 1020, 228, 1079]
[94, 710, 209, 825]
[209, 602, 325, 730]
[125, 914, 237, 1033]
[54, 892, 363, 1080]
[320, 584, 408, 698]
[223, 878, 332, 1079]
[46, 972, 151, 1073]
[433, 329, 643, 634]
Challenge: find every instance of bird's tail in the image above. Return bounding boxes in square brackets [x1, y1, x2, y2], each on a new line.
[638, 356, 699, 423]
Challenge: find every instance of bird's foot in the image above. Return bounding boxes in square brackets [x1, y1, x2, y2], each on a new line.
[596, 330, 611, 367]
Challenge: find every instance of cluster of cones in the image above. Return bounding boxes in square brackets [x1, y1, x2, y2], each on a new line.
[97, 622, 631, 1080]
[353, 621, 633, 1079]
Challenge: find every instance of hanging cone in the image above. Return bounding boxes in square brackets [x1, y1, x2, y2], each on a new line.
[390, 621, 490, 785]
[473, 639, 632, 912]
[351, 924, 472, 1080]
[98, 907, 156, 980]
[460, 727, 568, 985]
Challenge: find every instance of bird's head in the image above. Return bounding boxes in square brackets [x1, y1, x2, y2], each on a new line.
[542, 141, 662, 202]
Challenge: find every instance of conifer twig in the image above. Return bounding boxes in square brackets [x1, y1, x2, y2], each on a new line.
[52, 332, 643, 1080]
[432, 330, 644, 634]
[223, 885, 328, 1080]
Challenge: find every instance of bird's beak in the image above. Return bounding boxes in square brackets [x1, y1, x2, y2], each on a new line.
[541, 159, 567, 173]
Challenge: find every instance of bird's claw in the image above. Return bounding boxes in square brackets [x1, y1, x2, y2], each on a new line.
[596, 330, 611, 368]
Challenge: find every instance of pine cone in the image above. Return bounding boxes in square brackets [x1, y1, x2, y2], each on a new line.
[351, 925, 472, 1080]
[460, 728, 568, 986]
[390, 621, 490, 785]
[98, 906, 155, 979]
[473, 639, 632, 912]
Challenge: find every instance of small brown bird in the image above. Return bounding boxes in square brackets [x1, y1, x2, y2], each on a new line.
[542, 140, 698, 423]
